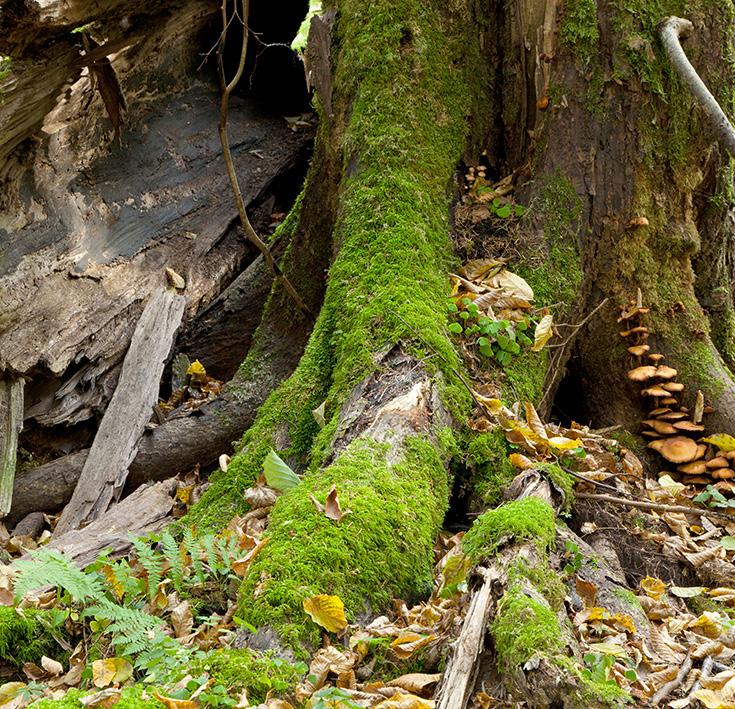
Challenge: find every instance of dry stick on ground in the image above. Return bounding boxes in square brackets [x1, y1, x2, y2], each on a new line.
[217, 0, 313, 320]
[576, 491, 735, 521]
[660, 17, 735, 158]
[54, 288, 186, 535]
[651, 651, 692, 705]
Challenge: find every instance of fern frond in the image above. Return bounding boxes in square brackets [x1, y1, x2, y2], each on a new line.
[159, 531, 184, 593]
[13, 548, 104, 602]
[84, 599, 164, 654]
[130, 536, 163, 601]
[183, 528, 205, 584]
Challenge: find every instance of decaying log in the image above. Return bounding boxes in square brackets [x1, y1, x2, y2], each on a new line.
[55, 288, 185, 535]
[26, 480, 177, 569]
[0, 377, 24, 518]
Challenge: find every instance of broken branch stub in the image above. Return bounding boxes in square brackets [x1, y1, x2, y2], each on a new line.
[54, 288, 185, 536]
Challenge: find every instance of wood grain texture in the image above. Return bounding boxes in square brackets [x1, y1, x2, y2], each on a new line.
[54, 289, 185, 535]
[0, 377, 24, 518]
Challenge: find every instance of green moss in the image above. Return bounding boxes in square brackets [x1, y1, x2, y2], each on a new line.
[560, 0, 599, 61]
[540, 463, 574, 513]
[191, 649, 305, 702]
[462, 497, 556, 562]
[612, 587, 642, 610]
[466, 430, 515, 506]
[34, 687, 160, 709]
[502, 349, 548, 405]
[554, 657, 632, 707]
[0, 607, 61, 668]
[507, 556, 566, 612]
[237, 437, 449, 652]
[491, 584, 564, 670]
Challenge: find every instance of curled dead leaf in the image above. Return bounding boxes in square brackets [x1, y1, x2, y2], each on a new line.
[303, 594, 348, 633]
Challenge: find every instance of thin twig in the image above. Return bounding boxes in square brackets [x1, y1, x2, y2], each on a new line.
[545, 298, 609, 349]
[217, 0, 314, 320]
[652, 651, 692, 705]
[576, 491, 735, 521]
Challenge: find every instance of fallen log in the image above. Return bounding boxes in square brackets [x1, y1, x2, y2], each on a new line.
[54, 288, 185, 535]
[0, 377, 24, 518]
[23, 480, 177, 569]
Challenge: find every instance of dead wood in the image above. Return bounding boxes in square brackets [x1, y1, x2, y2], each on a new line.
[0, 377, 24, 518]
[26, 480, 177, 569]
[55, 288, 185, 535]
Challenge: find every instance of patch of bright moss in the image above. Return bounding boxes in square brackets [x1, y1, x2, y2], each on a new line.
[502, 348, 548, 405]
[508, 556, 566, 613]
[466, 430, 515, 507]
[540, 463, 574, 513]
[462, 497, 556, 562]
[612, 587, 643, 611]
[0, 607, 61, 668]
[34, 687, 160, 709]
[237, 437, 449, 652]
[554, 656, 632, 707]
[560, 0, 599, 61]
[191, 649, 306, 702]
[491, 584, 564, 670]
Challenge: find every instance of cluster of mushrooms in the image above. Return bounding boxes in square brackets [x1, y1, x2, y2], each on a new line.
[620, 299, 734, 492]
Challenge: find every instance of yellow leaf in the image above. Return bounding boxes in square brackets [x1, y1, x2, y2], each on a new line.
[532, 313, 554, 352]
[689, 612, 724, 639]
[640, 576, 666, 600]
[508, 453, 535, 470]
[548, 436, 584, 451]
[101, 565, 125, 602]
[692, 689, 735, 709]
[472, 392, 502, 415]
[586, 642, 628, 657]
[0, 684, 26, 706]
[701, 434, 735, 452]
[186, 360, 207, 383]
[153, 692, 198, 709]
[657, 474, 686, 496]
[391, 633, 436, 660]
[387, 673, 442, 695]
[303, 594, 348, 633]
[612, 613, 637, 634]
[92, 658, 133, 688]
[232, 538, 268, 577]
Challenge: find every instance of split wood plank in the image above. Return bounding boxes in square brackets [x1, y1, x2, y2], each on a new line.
[21, 480, 177, 570]
[435, 567, 496, 709]
[54, 288, 185, 535]
[0, 377, 24, 518]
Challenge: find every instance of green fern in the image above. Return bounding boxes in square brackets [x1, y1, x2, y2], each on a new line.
[130, 536, 163, 600]
[14, 549, 103, 602]
[183, 528, 206, 584]
[84, 599, 164, 654]
[159, 530, 185, 593]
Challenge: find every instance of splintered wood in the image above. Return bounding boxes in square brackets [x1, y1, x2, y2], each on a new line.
[54, 289, 185, 535]
[0, 376, 24, 518]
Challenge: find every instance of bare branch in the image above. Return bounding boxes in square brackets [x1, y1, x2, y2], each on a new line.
[660, 16, 735, 157]
[217, 0, 314, 319]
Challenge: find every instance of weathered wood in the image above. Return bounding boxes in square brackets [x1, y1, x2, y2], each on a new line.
[54, 288, 185, 535]
[435, 568, 495, 709]
[26, 480, 176, 569]
[0, 377, 24, 518]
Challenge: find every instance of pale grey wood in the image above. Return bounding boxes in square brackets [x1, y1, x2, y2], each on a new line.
[0, 377, 24, 518]
[54, 288, 185, 535]
[20, 480, 176, 570]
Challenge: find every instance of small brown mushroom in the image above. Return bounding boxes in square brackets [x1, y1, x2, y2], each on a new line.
[628, 366, 658, 382]
[642, 386, 671, 397]
[643, 419, 678, 435]
[648, 439, 666, 454]
[673, 421, 706, 434]
[656, 411, 688, 421]
[696, 443, 707, 459]
[712, 468, 735, 480]
[662, 382, 685, 392]
[620, 326, 649, 337]
[648, 353, 665, 363]
[713, 481, 735, 493]
[683, 476, 711, 485]
[657, 436, 700, 463]
[677, 461, 707, 475]
[628, 344, 651, 357]
[649, 407, 672, 416]
[642, 431, 663, 438]
[725, 451, 735, 461]
[661, 397, 679, 406]
[706, 457, 729, 469]
[655, 365, 678, 380]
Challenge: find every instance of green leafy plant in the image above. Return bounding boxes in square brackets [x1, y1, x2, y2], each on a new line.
[447, 298, 534, 366]
[562, 540, 584, 576]
[694, 485, 735, 509]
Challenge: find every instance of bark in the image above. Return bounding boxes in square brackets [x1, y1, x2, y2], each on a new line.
[0, 377, 23, 518]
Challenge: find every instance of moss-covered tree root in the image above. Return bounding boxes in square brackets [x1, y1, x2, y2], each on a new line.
[183, 0, 482, 653]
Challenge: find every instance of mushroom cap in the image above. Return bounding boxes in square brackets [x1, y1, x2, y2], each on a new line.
[677, 461, 707, 474]
[683, 476, 711, 485]
[628, 366, 658, 382]
[673, 421, 705, 434]
[647, 439, 666, 453]
[642, 430, 663, 438]
[648, 353, 665, 362]
[661, 397, 679, 406]
[656, 411, 688, 421]
[650, 407, 672, 416]
[713, 481, 735, 493]
[658, 436, 700, 463]
[725, 451, 735, 461]
[696, 444, 707, 459]
[655, 365, 678, 380]
[713, 468, 735, 480]
[663, 382, 685, 392]
[642, 386, 671, 397]
[706, 456, 729, 469]
[620, 326, 649, 337]
[643, 419, 678, 435]
[628, 345, 651, 357]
